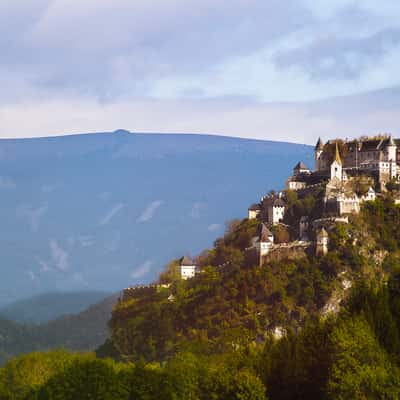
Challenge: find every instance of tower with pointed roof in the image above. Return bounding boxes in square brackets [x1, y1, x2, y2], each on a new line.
[330, 142, 343, 182]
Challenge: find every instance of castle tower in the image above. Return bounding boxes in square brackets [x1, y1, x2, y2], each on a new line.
[316, 227, 329, 256]
[330, 142, 342, 181]
[314, 137, 324, 171]
[180, 256, 196, 280]
[258, 223, 274, 266]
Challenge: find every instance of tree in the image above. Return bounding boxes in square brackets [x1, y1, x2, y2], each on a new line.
[34, 358, 129, 400]
[326, 316, 400, 400]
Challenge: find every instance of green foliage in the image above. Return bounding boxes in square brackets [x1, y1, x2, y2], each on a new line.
[326, 316, 400, 400]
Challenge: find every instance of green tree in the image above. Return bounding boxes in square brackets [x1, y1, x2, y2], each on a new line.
[326, 316, 400, 400]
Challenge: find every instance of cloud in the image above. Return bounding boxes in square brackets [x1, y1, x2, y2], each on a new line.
[16, 203, 48, 231]
[50, 239, 69, 271]
[131, 260, 152, 280]
[99, 203, 125, 226]
[274, 28, 400, 80]
[208, 223, 221, 232]
[137, 200, 164, 222]
[0, 2, 400, 141]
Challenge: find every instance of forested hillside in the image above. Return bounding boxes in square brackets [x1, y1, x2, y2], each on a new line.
[0, 294, 117, 365]
[2, 194, 400, 398]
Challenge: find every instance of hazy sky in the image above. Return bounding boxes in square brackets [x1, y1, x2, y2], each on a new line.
[1, 0, 400, 143]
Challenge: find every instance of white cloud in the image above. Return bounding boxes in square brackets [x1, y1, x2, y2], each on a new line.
[131, 260, 152, 279]
[138, 200, 164, 222]
[208, 223, 221, 232]
[50, 239, 70, 271]
[0, 2, 399, 141]
[99, 203, 125, 226]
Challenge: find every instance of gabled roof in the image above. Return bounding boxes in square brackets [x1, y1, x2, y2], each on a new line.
[248, 203, 261, 211]
[259, 223, 273, 242]
[180, 256, 195, 266]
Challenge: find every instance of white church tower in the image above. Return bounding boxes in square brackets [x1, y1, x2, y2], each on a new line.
[330, 142, 342, 181]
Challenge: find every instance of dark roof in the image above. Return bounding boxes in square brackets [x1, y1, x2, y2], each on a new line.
[248, 203, 261, 211]
[259, 223, 273, 242]
[360, 139, 383, 151]
[180, 256, 194, 266]
[294, 161, 309, 170]
[273, 198, 285, 207]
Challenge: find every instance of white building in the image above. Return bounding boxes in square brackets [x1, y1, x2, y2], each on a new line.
[267, 198, 285, 225]
[248, 203, 261, 220]
[180, 256, 197, 280]
[361, 187, 376, 202]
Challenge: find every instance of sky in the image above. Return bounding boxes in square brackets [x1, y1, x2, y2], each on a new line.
[1, 0, 400, 144]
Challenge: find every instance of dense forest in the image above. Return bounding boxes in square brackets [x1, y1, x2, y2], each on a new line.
[2, 192, 400, 398]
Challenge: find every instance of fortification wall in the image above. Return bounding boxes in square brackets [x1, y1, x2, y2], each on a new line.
[261, 242, 311, 264]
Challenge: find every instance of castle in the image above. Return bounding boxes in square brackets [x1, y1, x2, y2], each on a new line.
[246, 135, 399, 264]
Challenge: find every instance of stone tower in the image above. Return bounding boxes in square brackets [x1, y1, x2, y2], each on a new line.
[316, 227, 329, 256]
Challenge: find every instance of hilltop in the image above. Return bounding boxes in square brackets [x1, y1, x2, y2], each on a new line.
[106, 135, 400, 364]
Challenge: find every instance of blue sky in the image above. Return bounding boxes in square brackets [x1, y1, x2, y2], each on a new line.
[1, 0, 400, 143]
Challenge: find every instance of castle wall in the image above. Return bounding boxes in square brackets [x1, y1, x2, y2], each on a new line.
[261, 242, 310, 264]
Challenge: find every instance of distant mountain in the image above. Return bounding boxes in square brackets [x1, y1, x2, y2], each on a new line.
[0, 131, 312, 305]
[0, 294, 117, 365]
[0, 291, 110, 323]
